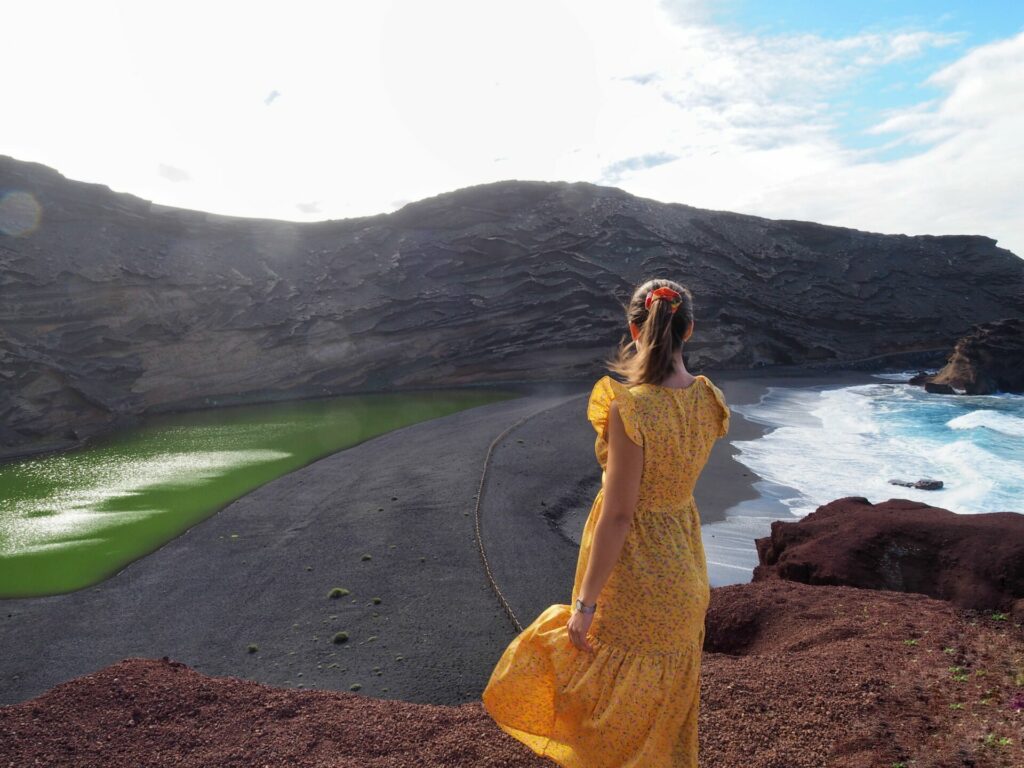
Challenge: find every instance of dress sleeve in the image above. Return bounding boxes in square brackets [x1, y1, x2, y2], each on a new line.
[707, 381, 730, 438]
[587, 375, 644, 467]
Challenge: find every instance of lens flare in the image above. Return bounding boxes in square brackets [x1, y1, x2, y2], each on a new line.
[0, 191, 42, 237]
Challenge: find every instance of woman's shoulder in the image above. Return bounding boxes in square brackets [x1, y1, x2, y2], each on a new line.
[698, 374, 725, 397]
[587, 375, 645, 446]
[699, 375, 727, 402]
[587, 375, 649, 411]
[697, 376, 730, 437]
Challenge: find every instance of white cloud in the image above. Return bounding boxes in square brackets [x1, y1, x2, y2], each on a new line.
[1, 0, 1020, 256]
[728, 31, 1024, 254]
[576, 6, 1021, 255]
[157, 163, 191, 183]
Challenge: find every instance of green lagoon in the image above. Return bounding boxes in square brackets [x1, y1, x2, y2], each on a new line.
[0, 387, 519, 597]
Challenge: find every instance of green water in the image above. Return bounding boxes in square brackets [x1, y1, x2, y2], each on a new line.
[0, 387, 519, 597]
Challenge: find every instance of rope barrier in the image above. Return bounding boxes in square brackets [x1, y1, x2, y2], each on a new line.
[474, 363, 916, 633]
[473, 395, 583, 634]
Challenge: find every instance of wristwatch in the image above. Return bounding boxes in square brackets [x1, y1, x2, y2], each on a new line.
[574, 597, 597, 614]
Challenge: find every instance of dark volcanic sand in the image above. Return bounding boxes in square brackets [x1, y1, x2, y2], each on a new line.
[4, 369, 824, 708]
[7, 369, 1014, 766]
[1, 386, 586, 708]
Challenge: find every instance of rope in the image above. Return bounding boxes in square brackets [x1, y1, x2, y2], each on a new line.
[473, 395, 583, 634]
[474, 357, 929, 633]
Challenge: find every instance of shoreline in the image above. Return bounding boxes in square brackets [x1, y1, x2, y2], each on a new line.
[0, 389, 589, 707]
[0, 351, 938, 466]
[0, 368, 906, 707]
[693, 368, 888, 586]
[542, 369, 892, 587]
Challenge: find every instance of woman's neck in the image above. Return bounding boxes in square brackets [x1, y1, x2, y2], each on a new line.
[659, 360, 694, 386]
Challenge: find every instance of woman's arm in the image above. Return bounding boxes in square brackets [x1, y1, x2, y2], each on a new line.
[578, 399, 643, 606]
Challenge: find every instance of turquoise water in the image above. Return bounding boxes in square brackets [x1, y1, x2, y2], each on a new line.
[701, 372, 1024, 586]
[0, 387, 518, 597]
[731, 372, 1024, 517]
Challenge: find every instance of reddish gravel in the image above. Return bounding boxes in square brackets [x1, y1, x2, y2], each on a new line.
[2, 580, 1021, 768]
[701, 581, 1023, 767]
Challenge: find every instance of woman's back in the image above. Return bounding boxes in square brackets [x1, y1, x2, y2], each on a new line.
[630, 374, 730, 506]
[588, 373, 730, 511]
[581, 374, 729, 655]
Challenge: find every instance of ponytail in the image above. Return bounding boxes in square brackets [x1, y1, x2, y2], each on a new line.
[603, 278, 694, 387]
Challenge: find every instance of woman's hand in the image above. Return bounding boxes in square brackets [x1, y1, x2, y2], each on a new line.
[567, 608, 595, 652]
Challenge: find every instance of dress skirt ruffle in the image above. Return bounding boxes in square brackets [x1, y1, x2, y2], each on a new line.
[482, 603, 703, 768]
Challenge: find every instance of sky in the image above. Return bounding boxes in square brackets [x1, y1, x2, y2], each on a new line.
[4, 0, 1023, 255]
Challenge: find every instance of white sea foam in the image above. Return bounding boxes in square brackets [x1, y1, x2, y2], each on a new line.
[728, 382, 1024, 518]
[947, 410, 1024, 438]
[701, 514, 779, 587]
[712, 376, 1024, 583]
[870, 370, 929, 381]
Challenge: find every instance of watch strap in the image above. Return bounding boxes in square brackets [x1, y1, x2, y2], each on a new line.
[574, 597, 597, 614]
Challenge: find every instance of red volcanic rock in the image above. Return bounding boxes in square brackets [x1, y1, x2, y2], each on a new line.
[0, 656, 550, 768]
[700, 581, 1024, 767]
[753, 496, 1024, 614]
[3, 583, 1022, 768]
[910, 317, 1024, 394]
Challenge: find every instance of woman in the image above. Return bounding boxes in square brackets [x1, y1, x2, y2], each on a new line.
[481, 277, 730, 768]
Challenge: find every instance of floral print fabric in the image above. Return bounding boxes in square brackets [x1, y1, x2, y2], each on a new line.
[482, 374, 731, 767]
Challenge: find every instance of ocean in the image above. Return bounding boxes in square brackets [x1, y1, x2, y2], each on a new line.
[701, 371, 1024, 585]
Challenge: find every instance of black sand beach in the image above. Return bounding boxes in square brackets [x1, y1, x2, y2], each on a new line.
[0, 369, 883, 707]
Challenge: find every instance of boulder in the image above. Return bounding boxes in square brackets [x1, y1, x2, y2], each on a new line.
[887, 478, 943, 490]
[910, 317, 1024, 394]
[752, 496, 1024, 611]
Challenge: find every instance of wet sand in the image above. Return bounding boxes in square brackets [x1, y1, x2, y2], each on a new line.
[694, 369, 886, 585]
[542, 369, 885, 588]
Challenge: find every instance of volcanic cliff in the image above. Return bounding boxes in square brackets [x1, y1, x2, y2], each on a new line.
[1, 154, 1022, 460]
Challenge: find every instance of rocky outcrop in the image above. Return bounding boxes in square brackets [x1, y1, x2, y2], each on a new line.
[2, 154, 1023, 459]
[2, 582, 1021, 768]
[752, 497, 1024, 615]
[888, 478, 943, 490]
[908, 317, 1024, 394]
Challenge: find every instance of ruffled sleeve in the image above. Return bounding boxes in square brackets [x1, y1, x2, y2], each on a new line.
[587, 375, 644, 468]
[706, 380, 730, 438]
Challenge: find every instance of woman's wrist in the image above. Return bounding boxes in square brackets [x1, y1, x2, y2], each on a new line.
[574, 597, 597, 615]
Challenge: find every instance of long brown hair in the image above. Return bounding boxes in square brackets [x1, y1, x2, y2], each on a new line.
[603, 278, 695, 387]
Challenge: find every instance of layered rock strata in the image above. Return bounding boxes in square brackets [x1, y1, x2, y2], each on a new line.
[2, 155, 1022, 459]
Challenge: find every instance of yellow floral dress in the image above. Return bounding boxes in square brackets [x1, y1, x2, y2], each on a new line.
[482, 374, 730, 768]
